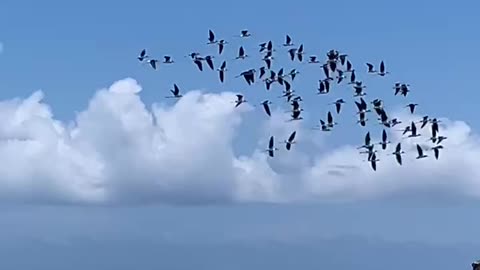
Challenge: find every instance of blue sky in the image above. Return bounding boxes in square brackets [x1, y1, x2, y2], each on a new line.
[0, 0, 479, 269]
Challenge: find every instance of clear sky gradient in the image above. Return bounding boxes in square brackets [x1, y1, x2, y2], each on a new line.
[0, 0, 479, 269]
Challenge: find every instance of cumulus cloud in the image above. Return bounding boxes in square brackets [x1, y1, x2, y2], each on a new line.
[0, 77, 478, 205]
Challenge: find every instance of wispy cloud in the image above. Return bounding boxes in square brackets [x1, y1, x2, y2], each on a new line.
[0, 78, 478, 205]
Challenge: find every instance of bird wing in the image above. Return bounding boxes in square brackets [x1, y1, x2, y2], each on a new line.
[380, 61, 385, 73]
[360, 98, 367, 110]
[219, 70, 224, 83]
[288, 131, 296, 142]
[239, 46, 244, 57]
[269, 136, 274, 149]
[365, 132, 371, 145]
[286, 35, 291, 44]
[218, 43, 224, 54]
[209, 29, 215, 41]
[206, 57, 214, 70]
[396, 142, 401, 152]
[288, 49, 295, 61]
[323, 65, 330, 78]
[335, 103, 341, 114]
[263, 103, 271, 116]
[194, 60, 203, 71]
[382, 129, 387, 142]
[416, 144, 423, 156]
[396, 154, 402, 165]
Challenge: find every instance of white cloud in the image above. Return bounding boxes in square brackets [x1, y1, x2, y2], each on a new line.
[0, 77, 478, 205]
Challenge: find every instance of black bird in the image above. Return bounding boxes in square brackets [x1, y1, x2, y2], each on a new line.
[163, 56, 174, 64]
[355, 97, 370, 114]
[217, 40, 227, 55]
[283, 34, 294, 46]
[284, 131, 297, 150]
[138, 49, 148, 61]
[290, 109, 303, 121]
[393, 82, 402, 95]
[259, 66, 266, 79]
[326, 49, 339, 61]
[358, 131, 372, 149]
[400, 83, 410, 96]
[419, 116, 430, 128]
[391, 143, 405, 165]
[391, 118, 402, 127]
[236, 69, 256, 85]
[289, 69, 299, 81]
[239, 29, 251, 37]
[408, 121, 421, 137]
[207, 29, 216, 44]
[165, 84, 183, 98]
[370, 152, 380, 171]
[217, 61, 227, 83]
[266, 40, 274, 52]
[317, 80, 330, 94]
[327, 111, 336, 127]
[405, 103, 418, 114]
[266, 136, 279, 157]
[236, 46, 248, 59]
[309, 56, 319, 63]
[330, 99, 346, 114]
[259, 42, 267, 53]
[353, 81, 367, 97]
[313, 119, 331, 132]
[377, 61, 389, 76]
[378, 129, 390, 150]
[261, 100, 272, 116]
[205, 55, 215, 70]
[187, 52, 200, 59]
[416, 144, 428, 159]
[366, 63, 376, 73]
[296, 44, 304, 61]
[234, 94, 247, 107]
[288, 48, 297, 61]
[146, 59, 159, 70]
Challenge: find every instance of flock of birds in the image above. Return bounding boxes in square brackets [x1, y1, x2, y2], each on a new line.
[136, 29, 447, 171]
